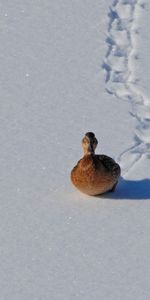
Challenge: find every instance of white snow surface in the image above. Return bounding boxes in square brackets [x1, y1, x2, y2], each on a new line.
[0, 0, 150, 299]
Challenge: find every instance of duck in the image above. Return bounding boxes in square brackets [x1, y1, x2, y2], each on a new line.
[71, 132, 121, 196]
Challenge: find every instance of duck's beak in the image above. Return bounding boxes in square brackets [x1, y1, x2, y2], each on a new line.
[89, 143, 94, 153]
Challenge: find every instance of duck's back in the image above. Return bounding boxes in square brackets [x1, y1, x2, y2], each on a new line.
[71, 154, 120, 195]
[94, 154, 120, 176]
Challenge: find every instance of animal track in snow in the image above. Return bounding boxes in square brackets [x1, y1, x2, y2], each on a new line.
[102, 0, 150, 176]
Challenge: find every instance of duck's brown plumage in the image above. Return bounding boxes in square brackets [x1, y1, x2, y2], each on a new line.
[71, 133, 121, 196]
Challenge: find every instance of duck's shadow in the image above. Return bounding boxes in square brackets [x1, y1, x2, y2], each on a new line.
[97, 178, 150, 200]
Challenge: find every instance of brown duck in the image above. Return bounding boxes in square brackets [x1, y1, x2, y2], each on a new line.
[71, 132, 121, 196]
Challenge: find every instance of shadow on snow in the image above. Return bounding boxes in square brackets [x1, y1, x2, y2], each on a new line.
[98, 177, 150, 200]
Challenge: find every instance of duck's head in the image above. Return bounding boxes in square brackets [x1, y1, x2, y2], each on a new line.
[82, 132, 98, 155]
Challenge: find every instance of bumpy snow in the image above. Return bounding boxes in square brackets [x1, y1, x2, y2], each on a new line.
[0, 0, 150, 299]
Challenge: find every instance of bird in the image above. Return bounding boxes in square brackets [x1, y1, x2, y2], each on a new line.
[71, 132, 121, 196]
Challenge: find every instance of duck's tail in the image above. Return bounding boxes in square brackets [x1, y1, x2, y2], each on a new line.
[112, 163, 121, 179]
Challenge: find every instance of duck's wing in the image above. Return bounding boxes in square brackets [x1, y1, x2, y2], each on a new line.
[97, 154, 115, 168]
[96, 154, 121, 177]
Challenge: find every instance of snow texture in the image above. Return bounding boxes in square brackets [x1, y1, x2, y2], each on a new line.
[0, 0, 150, 299]
[102, 0, 150, 176]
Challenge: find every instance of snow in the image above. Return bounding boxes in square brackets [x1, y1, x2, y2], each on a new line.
[0, 0, 150, 299]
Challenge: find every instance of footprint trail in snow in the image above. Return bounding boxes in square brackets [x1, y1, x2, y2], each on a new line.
[102, 0, 150, 176]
